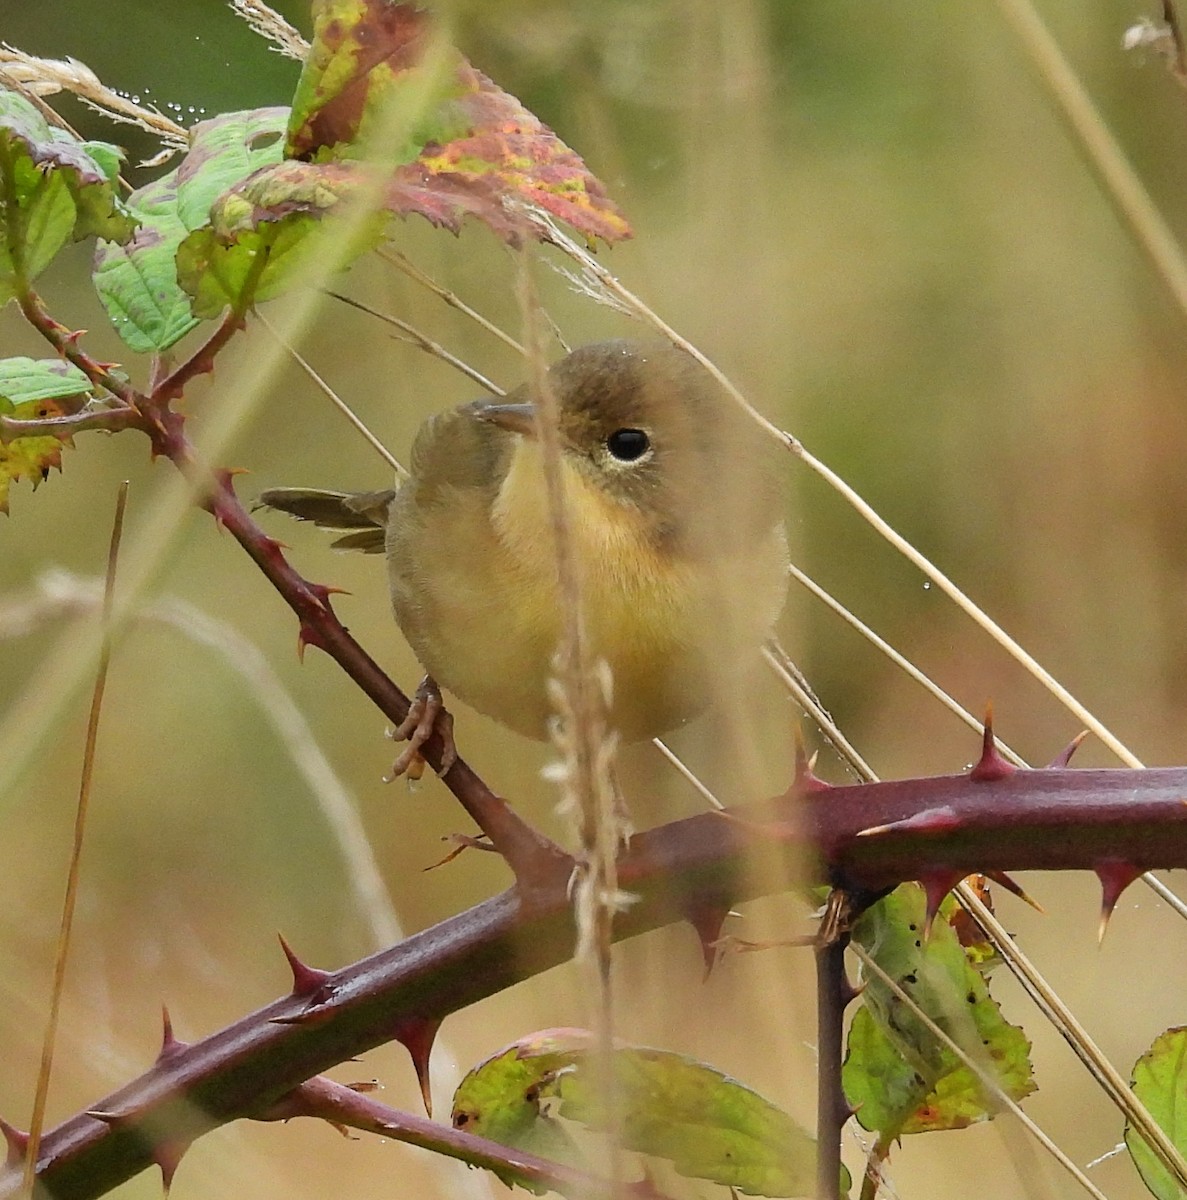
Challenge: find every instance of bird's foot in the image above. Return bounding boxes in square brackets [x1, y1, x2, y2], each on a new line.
[384, 675, 456, 781]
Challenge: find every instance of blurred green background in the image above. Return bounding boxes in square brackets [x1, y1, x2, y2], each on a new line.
[3, 1, 1187, 1196]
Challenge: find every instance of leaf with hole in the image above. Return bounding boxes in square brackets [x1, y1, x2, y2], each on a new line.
[842, 884, 1035, 1138]
[93, 108, 288, 349]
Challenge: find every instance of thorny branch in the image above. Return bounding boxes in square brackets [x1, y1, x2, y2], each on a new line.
[3, 757, 1187, 1198]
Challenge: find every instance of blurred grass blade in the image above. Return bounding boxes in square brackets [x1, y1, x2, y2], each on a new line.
[23, 480, 128, 1196]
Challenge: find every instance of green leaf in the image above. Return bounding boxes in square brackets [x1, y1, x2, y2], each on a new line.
[0, 89, 135, 304]
[93, 174, 199, 354]
[842, 885, 1035, 1138]
[452, 1030, 824, 1198]
[1127, 1027, 1187, 1200]
[93, 108, 288, 351]
[173, 107, 289, 230]
[0, 357, 91, 406]
[176, 196, 385, 320]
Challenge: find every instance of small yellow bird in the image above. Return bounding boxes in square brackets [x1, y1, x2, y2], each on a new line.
[260, 339, 788, 770]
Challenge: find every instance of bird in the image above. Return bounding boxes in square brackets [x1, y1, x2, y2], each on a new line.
[258, 339, 788, 774]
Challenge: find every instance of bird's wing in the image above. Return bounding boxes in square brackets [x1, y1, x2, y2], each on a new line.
[255, 487, 395, 554]
[405, 400, 515, 503]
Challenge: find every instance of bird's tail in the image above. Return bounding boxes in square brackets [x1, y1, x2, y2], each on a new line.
[255, 487, 394, 553]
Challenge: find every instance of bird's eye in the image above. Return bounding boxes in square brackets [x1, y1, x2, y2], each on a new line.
[606, 428, 650, 462]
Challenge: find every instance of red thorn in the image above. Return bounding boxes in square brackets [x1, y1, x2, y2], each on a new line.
[1095, 861, 1144, 944]
[158, 1005, 187, 1063]
[1048, 730, 1089, 769]
[151, 1137, 191, 1193]
[919, 870, 963, 938]
[86, 1108, 130, 1125]
[969, 707, 1016, 782]
[308, 582, 351, 608]
[839, 972, 865, 1008]
[983, 871, 1045, 914]
[0, 1116, 29, 1167]
[683, 904, 733, 981]
[269, 1008, 335, 1027]
[296, 623, 327, 662]
[392, 1017, 442, 1117]
[791, 727, 831, 794]
[278, 934, 333, 999]
[856, 805, 961, 839]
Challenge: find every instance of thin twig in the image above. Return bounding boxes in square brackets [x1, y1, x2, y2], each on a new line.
[814, 893, 854, 1200]
[22, 482, 128, 1198]
[378, 247, 526, 355]
[954, 882, 1187, 1193]
[257, 311, 408, 477]
[325, 290, 507, 396]
[0, 404, 143, 444]
[762, 641, 876, 782]
[785, 563, 1030, 769]
[650, 738, 725, 809]
[1162, 0, 1187, 82]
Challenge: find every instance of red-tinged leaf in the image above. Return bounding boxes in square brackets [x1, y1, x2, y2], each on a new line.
[284, 1, 630, 245]
[0, 393, 76, 514]
[0, 89, 135, 304]
[287, 1, 463, 164]
[176, 164, 387, 319]
[415, 62, 632, 245]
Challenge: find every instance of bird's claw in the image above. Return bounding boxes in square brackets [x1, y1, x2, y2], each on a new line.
[384, 676, 456, 781]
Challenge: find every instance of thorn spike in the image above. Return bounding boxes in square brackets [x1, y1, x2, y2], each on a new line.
[86, 1108, 127, 1125]
[789, 728, 831, 794]
[157, 1005, 187, 1062]
[919, 871, 963, 938]
[684, 904, 733, 981]
[278, 934, 332, 998]
[1048, 730, 1090, 769]
[392, 1018, 442, 1117]
[308, 582, 350, 606]
[839, 972, 865, 1008]
[0, 1116, 29, 1168]
[152, 1138, 191, 1193]
[1095, 861, 1144, 944]
[969, 706, 1016, 782]
[983, 871, 1045, 914]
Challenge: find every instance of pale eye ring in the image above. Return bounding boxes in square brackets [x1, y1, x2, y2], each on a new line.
[606, 428, 650, 462]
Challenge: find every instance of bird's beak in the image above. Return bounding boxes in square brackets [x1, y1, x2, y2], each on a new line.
[472, 401, 537, 438]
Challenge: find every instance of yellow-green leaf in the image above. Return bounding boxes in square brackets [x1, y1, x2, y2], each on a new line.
[453, 1029, 821, 1197]
[842, 884, 1035, 1138]
[0, 392, 76, 514]
[1127, 1027, 1187, 1200]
